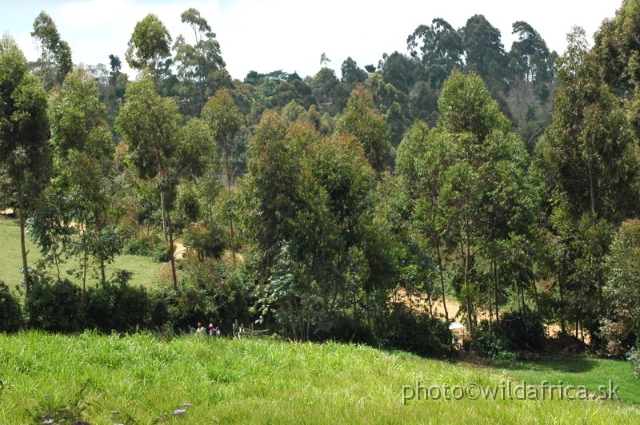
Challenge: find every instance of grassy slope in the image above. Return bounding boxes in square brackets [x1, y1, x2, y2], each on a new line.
[0, 217, 162, 291]
[484, 357, 640, 405]
[0, 332, 639, 424]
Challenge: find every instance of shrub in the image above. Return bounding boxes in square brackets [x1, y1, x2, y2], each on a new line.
[85, 271, 153, 333]
[497, 310, 546, 352]
[25, 270, 82, 332]
[0, 281, 23, 332]
[378, 303, 451, 358]
[471, 325, 509, 358]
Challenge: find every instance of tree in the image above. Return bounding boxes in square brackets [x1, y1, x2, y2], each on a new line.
[0, 35, 50, 299]
[115, 74, 181, 289]
[202, 88, 243, 258]
[30, 11, 73, 91]
[336, 85, 391, 174]
[602, 219, 640, 356]
[242, 110, 394, 340]
[461, 15, 509, 94]
[533, 27, 640, 343]
[397, 70, 536, 336]
[173, 8, 227, 116]
[341, 57, 367, 86]
[45, 67, 117, 292]
[125, 14, 172, 83]
[407, 18, 463, 89]
[509, 21, 554, 88]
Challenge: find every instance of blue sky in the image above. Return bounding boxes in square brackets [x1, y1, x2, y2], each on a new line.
[0, 0, 622, 80]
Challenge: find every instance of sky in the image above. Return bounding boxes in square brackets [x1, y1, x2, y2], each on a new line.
[0, 0, 623, 80]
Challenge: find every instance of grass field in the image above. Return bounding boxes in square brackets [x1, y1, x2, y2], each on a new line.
[0, 217, 163, 292]
[0, 332, 639, 424]
[484, 357, 640, 405]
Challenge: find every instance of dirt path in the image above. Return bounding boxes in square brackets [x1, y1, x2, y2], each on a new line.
[174, 242, 186, 259]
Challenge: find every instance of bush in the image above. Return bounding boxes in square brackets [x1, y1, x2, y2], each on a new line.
[25, 271, 82, 332]
[497, 310, 546, 352]
[312, 314, 377, 346]
[0, 281, 23, 332]
[471, 325, 509, 359]
[378, 303, 451, 358]
[85, 270, 153, 333]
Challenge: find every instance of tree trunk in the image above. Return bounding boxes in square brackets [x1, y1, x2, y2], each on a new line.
[160, 191, 168, 242]
[18, 192, 30, 300]
[167, 208, 178, 291]
[436, 244, 449, 322]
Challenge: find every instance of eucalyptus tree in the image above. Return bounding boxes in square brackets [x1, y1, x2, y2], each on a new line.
[242, 110, 392, 340]
[115, 74, 181, 289]
[594, 0, 640, 141]
[125, 14, 172, 84]
[0, 35, 50, 299]
[397, 70, 537, 335]
[461, 15, 509, 94]
[533, 27, 640, 341]
[336, 85, 391, 174]
[407, 18, 463, 89]
[45, 67, 117, 292]
[202, 88, 243, 257]
[173, 8, 226, 116]
[30, 11, 73, 91]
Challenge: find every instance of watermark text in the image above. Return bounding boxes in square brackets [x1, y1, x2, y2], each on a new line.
[401, 380, 620, 404]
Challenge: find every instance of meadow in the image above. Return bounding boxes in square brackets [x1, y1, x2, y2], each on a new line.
[0, 331, 639, 424]
[0, 217, 162, 291]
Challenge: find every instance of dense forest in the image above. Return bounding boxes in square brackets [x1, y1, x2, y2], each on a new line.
[2, 0, 640, 362]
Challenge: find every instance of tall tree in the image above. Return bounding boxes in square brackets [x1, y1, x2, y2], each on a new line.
[173, 8, 226, 116]
[115, 74, 181, 289]
[30, 11, 73, 91]
[407, 18, 463, 89]
[398, 70, 536, 335]
[46, 67, 117, 291]
[534, 27, 640, 342]
[201, 88, 243, 259]
[336, 85, 391, 174]
[125, 14, 172, 84]
[0, 35, 50, 299]
[461, 15, 509, 94]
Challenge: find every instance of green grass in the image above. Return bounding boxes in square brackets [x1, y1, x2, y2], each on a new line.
[483, 357, 640, 405]
[0, 218, 38, 289]
[0, 217, 163, 291]
[0, 332, 639, 424]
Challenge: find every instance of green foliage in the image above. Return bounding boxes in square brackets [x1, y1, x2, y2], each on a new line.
[173, 8, 226, 116]
[379, 303, 451, 358]
[125, 13, 172, 82]
[115, 74, 180, 180]
[30, 11, 73, 90]
[336, 85, 391, 173]
[0, 35, 51, 299]
[25, 270, 83, 332]
[602, 219, 640, 356]
[0, 281, 23, 332]
[85, 271, 153, 333]
[497, 310, 546, 352]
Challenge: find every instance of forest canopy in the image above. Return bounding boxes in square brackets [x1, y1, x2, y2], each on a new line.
[2, 1, 640, 362]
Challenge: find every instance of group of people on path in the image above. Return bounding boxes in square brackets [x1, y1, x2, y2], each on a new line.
[196, 322, 220, 337]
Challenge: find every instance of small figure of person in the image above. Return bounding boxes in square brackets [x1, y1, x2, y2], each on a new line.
[209, 323, 221, 338]
[196, 322, 206, 336]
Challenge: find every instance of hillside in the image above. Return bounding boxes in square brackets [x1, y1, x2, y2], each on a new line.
[0, 332, 638, 424]
[0, 216, 162, 291]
